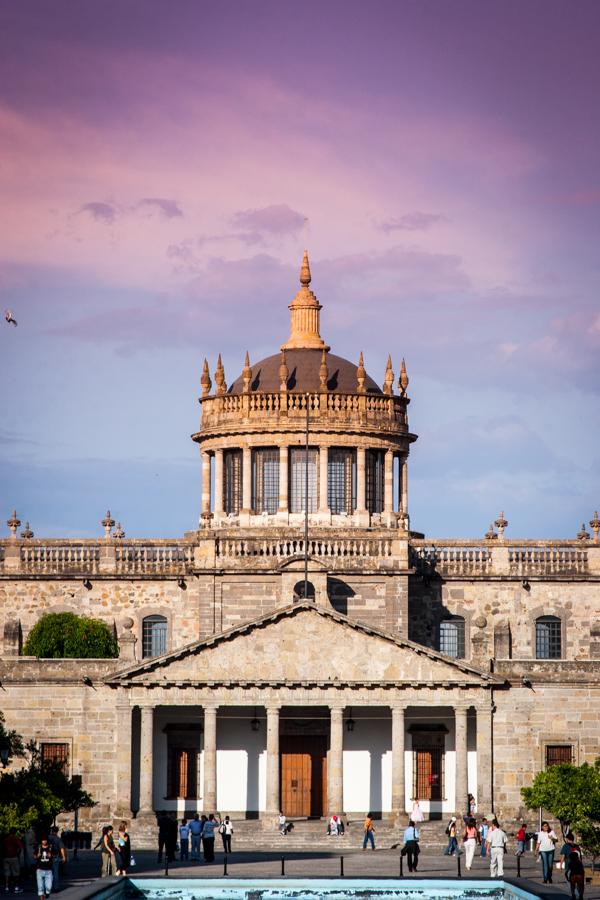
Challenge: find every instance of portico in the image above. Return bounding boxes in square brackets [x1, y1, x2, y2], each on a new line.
[108, 602, 499, 822]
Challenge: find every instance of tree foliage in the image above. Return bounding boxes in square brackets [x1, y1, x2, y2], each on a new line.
[521, 760, 600, 843]
[0, 711, 25, 762]
[23, 612, 118, 658]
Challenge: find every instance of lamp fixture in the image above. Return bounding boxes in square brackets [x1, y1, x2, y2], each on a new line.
[178, 577, 187, 590]
[346, 708, 355, 732]
[522, 579, 531, 592]
[250, 708, 260, 732]
[83, 578, 93, 590]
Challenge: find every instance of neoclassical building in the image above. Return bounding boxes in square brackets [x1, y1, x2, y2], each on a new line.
[0, 252, 598, 836]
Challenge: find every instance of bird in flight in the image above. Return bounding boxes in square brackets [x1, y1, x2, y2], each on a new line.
[4, 310, 17, 326]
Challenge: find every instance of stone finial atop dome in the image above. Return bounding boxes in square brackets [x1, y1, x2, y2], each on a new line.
[201, 358, 212, 397]
[242, 351, 253, 393]
[357, 352, 366, 393]
[281, 250, 330, 352]
[319, 348, 329, 390]
[214, 354, 227, 395]
[383, 354, 394, 396]
[279, 349, 289, 390]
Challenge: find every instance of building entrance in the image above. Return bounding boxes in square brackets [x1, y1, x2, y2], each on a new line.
[280, 734, 327, 817]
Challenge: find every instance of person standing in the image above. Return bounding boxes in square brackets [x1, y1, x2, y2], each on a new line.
[516, 822, 527, 856]
[35, 837, 56, 899]
[201, 814, 218, 863]
[179, 819, 190, 861]
[444, 817, 458, 856]
[411, 801, 424, 824]
[47, 828, 66, 891]
[100, 826, 117, 878]
[156, 812, 169, 864]
[560, 832, 581, 880]
[402, 820, 420, 872]
[362, 813, 375, 850]
[463, 817, 479, 871]
[486, 819, 508, 877]
[479, 818, 489, 857]
[116, 823, 131, 875]
[220, 816, 233, 854]
[278, 812, 287, 836]
[3, 828, 24, 893]
[189, 814, 202, 860]
[468, 793, 477, 817]
[536, 821, 558, 884]
[568, 851, 585, 900]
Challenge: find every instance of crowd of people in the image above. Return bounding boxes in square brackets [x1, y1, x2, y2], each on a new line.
[1, 826, 66, 899]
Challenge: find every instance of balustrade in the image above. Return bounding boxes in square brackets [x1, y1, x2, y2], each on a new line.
[19, 543, 101, 573]
[215, 535, 393, 559]
[411, 540, 590, 577]
[508, 544, 588, 575]
[114, 543, 192, 571]
[411, 542, 492, 575]
[200, 390, 406, 426]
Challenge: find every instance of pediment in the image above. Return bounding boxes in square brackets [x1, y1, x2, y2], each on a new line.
[108, 602, 498, 688]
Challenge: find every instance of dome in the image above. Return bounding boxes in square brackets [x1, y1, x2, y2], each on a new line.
[229, 348, 382, 395]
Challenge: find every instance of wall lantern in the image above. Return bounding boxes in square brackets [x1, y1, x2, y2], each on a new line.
[250, 708, 260, 732]
[346, 709, 356, 733]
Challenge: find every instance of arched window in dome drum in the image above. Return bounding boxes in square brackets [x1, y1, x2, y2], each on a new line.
[289, 447, 318, 513]
[252, 447, 279, 514]
[328, 448, 356, 515]
[366, 449, 385, 514]
[223, 449, 242, 515]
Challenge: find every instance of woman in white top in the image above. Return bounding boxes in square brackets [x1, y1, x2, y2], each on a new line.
[411, 801, 424, 824]
[536, 821, 558, 884]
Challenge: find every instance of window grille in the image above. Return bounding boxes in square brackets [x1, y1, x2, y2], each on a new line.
[289, 448, 318, 513]
[412, 739, 444, 800]
[41, 742, 69, 775]
[439, 618, 465, 658]
[545, 745, 573, 768]
[366, 449, 385, 513]
[142, 615, 167, 658]
[328, 448, 356, 514]
[167, 746, 198, 798]
[536, 616, 562, 659]
[223, 449, 242, 514]
[252, 448, 279, 514]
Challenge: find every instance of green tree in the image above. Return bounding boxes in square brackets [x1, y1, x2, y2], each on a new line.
[0, 711, 25, 765]
[521, 759, 600, 840]
[23, 612, 118, 658]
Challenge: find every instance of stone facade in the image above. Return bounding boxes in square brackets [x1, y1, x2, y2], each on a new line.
[0, 253, 598, 836]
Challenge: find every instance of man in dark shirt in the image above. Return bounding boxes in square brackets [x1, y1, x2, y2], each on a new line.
[35, 838, 56, 900]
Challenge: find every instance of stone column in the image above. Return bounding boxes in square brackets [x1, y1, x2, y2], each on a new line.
[476, 702, 493, 814]
[384, 449, 394, 515]
[201, 451, 212, 519]
[265, 706, 280, 819]
[242, 446, 252, 513]
[138, 704, 154, 815]
[213, 448, 224, 517]
[115, 702, 133, 817]
[454, 706, 469, 816]
[203, 705, 218, 812]
[278, 445, 289, 513]
[391, 705, 406, 820]
[328, 706, 344, 814]
[401, 457, 409, 517]
[356, 447, 368, 523]
[318, 446, 329, 515]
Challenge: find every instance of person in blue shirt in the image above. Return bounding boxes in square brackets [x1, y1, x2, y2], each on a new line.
[401, 820, 420, 872]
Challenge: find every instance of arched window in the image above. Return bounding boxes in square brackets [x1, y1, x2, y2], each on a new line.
[142, 615, 167, 658]
[439, 617, 465, 658]
[535, 616, 562, 659]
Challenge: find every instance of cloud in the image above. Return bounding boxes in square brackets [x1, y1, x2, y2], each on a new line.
[231, 204, 307, 236]
[137, 197, 183, 218]
[379, 212, 448, 233]
[78, 201, 117, 224]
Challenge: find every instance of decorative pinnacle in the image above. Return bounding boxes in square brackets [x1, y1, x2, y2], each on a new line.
[20, 521, 34, 539]
[577, 523, 590, 541]
[113, 522, 125, 539]
[484, 523, 497, 540]
[214, 353, 227, 395]
[590, 511, 600, 541]
[242, 351, 253, 393]
[357, 352, 366, 393]
[279, 349, 289, 390]
[383, 353, 394, 396]
[494, 511, 508, 538]
[300, 249, 311, 286]
[319, 348, 329, 389]
[200, 358, 212, 398]
[398, 357, 409, 396]
[7, 510, 20, 539]
[101, 510, 115, 538]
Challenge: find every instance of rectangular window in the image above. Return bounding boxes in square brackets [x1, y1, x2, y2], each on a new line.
[536, 617, 562, 659]
[439, 619, 465, 658]
[289, 448, 318, 513]
[412, 737, 444, 800]
[223, 449, 242, 515]
[252, 448, 279, 514]
[328, 448, 356, 514]
[545, 745, 573, 767]
[41, 742, 69, 775]
[167, 746, 198, 798]
[366, 449, 385, 513]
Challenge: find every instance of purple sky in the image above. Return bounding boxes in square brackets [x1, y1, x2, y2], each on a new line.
[1, 0, 599, 539]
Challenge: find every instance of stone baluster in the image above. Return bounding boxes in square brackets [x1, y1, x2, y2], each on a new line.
[278, 445, 289, 514]
[454, 706, 469, 816]
[265, 706, 280, 819]
[213, 449, 224, 517]
[138, 704, 155, 815]
[391, 705, 406, 820]
[203, 705, 218, 812]
[328, 706, 344, 814]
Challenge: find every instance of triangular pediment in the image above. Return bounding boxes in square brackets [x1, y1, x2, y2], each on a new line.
[107, 602, 499, 688]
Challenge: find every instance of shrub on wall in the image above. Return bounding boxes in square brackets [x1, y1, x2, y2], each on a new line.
[23, 612, 118, 658]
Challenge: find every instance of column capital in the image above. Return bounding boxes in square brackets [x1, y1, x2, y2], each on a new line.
[265, 703, 282, 713]
[329, 705, 345, 718]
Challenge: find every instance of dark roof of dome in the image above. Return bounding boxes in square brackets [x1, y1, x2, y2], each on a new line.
[229, 349, 382, 395]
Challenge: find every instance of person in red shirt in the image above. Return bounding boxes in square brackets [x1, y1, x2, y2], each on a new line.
[516, 823, 527, 856]
[3, 829, 24, 893]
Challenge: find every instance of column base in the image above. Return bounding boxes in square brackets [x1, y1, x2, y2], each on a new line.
[354, 509, 370, 527]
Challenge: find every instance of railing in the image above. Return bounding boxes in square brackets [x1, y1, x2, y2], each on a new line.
[216, 536, 393, 559]
[201, 391, 407, 426]
[114, 543, 192, 572]
[411, 540, 590, 577]
[20, 543, 101, 573]
[0, 540, 193, 575]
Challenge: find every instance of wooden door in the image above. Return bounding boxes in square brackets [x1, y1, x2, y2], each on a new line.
[280, 735, 327, 817]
